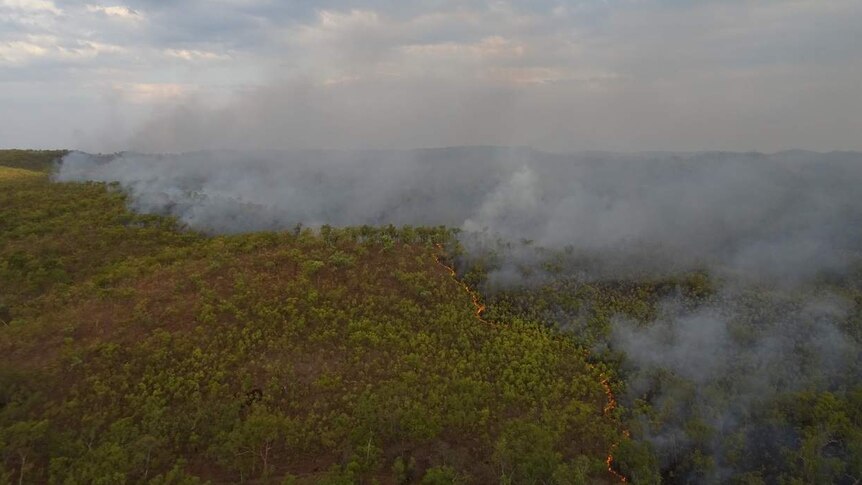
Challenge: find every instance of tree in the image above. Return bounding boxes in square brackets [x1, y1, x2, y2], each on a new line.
[216, 406, 290, 480]
[1, 419, 48, 485]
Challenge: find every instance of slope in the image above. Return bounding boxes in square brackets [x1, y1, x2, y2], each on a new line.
[0, 151, 626, 484]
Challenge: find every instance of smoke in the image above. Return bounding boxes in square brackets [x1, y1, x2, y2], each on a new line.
[611, 290, 860, 480]
[57, 148, 862, 282]
[55, 147, 862, 480]
[615, 292, 858, 403]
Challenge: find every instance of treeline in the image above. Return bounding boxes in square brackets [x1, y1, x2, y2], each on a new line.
[308, 224, 455, 249]
[0, 149, 67, 172]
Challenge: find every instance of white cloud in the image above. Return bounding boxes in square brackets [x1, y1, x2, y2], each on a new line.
[0, 0, 60, 15]
[0, 0, 61, 29]
[85, 4, 143, 20]
[0, 35, 125, 65]
[0, 38, 48, 63]
[164, 48, 230, 61]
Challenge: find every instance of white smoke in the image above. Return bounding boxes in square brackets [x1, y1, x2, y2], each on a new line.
[56, 148, 862, 282]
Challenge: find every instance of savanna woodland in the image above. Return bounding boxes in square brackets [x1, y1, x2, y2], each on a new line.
[1, 150, 861, 484]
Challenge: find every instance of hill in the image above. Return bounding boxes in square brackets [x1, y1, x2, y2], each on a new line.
[0, 151, 627, 483]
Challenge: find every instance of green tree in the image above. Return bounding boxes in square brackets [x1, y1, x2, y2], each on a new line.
[1, 419, 48, 485]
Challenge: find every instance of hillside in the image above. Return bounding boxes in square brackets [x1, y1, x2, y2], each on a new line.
[0, 152, 627, 484]
[5, 149, 861, 484]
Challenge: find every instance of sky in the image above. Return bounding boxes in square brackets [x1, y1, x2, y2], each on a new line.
[1, 0, 861, 152]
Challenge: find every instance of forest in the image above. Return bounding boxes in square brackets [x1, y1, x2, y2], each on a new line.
[0, 151, 627, 483]
[2, 149, 861, 484]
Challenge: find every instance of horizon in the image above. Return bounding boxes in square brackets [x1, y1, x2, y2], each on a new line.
[8, 146, 862, 157]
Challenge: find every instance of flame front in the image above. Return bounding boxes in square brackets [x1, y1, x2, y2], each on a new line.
[601, 375, 628, 483]
[433, 245, 626, 482]
[433, 245, 491, 324]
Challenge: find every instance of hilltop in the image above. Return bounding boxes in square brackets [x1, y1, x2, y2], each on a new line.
[0, 151, 627, 484]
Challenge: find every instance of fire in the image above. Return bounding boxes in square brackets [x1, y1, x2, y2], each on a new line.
[433, 244, 626, 482]
[433, 245, 492, 325]
[607, 453, 627, 483]
[601, 376, 616, 414]
[600, 374, 627, 482]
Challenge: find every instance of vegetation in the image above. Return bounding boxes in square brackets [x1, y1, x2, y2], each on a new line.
[0, 149, 67, 172]
[5, 149, 859, 483]
[465, 247, 862, 484]
[0, 151, 624, 483]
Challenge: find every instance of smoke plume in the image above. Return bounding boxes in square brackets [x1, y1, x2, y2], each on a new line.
[57, 148, 862, 282]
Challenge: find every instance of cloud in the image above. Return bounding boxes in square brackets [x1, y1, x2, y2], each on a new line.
[163, 48, 230, 61]
[0, 37, 47, 63]
[0, 34, 125, 64]
[2, 1, 862, 150]
[85, 4, 144, 21]
[0, 0, 60, 15]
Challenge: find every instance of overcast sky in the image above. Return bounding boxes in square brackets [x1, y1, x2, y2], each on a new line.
[1, 0, 861, 152]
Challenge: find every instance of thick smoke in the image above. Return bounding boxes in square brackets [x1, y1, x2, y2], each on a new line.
[57, 148, 862, 282]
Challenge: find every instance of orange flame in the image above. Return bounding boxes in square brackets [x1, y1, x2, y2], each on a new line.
[601, 374, 627, 482]
[433, 244, 626, 482]
[433, 245, 492, 325]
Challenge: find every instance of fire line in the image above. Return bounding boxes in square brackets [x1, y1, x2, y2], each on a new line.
[433, 244, 626, 483]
